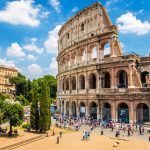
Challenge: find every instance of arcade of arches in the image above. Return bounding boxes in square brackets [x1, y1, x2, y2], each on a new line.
[57, 2, 150, 124]
[59, 100, 150, 123]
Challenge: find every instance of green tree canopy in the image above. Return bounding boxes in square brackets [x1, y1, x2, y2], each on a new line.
[3, 99, 23, 133]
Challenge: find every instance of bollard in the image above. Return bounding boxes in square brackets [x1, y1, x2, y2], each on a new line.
[101, 130, 103, 135]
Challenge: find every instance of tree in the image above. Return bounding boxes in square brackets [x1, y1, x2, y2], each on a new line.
[43, 75, 57, 98]
[9, 73, 26, 96]
[30, 82, 40, 131]
[3, 99, 23, 135]
[16, 95, 29, 106]
[39, 80, 51, 132]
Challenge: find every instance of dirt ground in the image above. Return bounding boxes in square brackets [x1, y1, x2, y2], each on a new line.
[14, 132, 149, 150]
[0, 127, 149, 150]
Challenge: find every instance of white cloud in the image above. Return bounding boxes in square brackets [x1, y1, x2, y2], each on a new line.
[0, 58, 16, 68]
[27, 63, 43, 76]
[24, 40, 44, 54]
[0, 0, 40, 27]
[116, 12, 150, 35]
[44, 25, 61, 55]
[40, 11, 50, 18]
[120, 42, 125, 48]
[7, 42, 26, 58]
[71, 6, 79, 13]
[27, 54, 38, 61]
[105, 0, 119, 12]
[50, 57, 57, 69]
[49, 0, 60, 13]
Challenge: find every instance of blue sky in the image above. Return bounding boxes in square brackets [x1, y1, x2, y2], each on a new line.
[0, 0, 150, 79]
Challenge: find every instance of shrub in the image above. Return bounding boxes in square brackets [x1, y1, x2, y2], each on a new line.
[21, 122, 30, 129]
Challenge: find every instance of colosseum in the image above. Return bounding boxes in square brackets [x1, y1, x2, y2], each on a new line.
[56, 2, 150, 123]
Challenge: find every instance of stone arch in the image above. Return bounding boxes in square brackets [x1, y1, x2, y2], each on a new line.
[62, 57, 66, 71]
[89, 73, 97, 89]
[79, 48, 86, 63]
[66, 54, 70, 68]
[92, 47, 97, 59]
[66, 101, 69, 116]
[117, 70, 128, 88]
[62, 78, 65, 91]
[79, 75, 85, 89]
[71, 76, 76, 90]
[102, 42, 111, 57]
[102, 72, 111, 88]
[81, 23, 84, 31]
[102, 102, 111, 120]
[66, 77, 69, 90]
[71, 101, 76, 116]
[89, 101, 97, 119]
[141, 71, 149, 87]
[117, 102, 129, 123]
[88, 44, 97, 61]
[136, 103, 149, 123]
[62, 100, 64, 115]
[71, 52, 77, 66]
[79, 102, 86, 117]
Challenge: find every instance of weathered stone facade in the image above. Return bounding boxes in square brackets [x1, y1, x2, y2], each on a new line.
[57, 2, 150, 123]
[0, 65, 18, 94]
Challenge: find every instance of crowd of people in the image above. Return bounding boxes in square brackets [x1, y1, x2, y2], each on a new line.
[54, 115, 147, 139]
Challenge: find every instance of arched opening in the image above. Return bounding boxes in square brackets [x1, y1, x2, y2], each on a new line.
[136, 103, 149, 123]
[117, 70, 128, 88]
[118, 103, 129, 123]
[79, 102, 86, 117]
[92, 47, 97, 59]
[66, 77, 69, 90]
[79, 75, 85, 89]
[62, 78, 65, 91]
[102, 72, 111, 88]
[102, 103, 111, 120]
[71, 102, 76, 116]
[81, 23, 84, 31]
[71, 76, 76, 90]
[89, 73, 96, 89]
[62, 100, 64, 115]
[89, 102, 97, 119]
[104, 43, 111, 57]
[66, 101, 69, 116]
[141, 71, 149, 87]
[81, 49, 86, 63]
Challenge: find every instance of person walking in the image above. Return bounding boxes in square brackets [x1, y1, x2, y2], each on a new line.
[60, 131, 62, 138]
[139, 125, 142, 135]
[57, 136, 60, 144]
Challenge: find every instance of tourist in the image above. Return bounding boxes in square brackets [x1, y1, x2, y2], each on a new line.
[52, 129, 55, 136]
[57, 136, 60, 144]
[115, 130, 120, 138]
[60, 131, 62, 138]
[139, 125, 142, 135]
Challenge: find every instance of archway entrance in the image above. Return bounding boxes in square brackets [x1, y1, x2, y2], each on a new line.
[66, 101, 69, 116]
[71, 102, 76, 116]
[102, 103, 111, 120]
[136, 103, 149, 123]
[79, 102, 86, 117]
[118, 70, 128, 88]
[62, 100, 64, 115]
[79, 75, 85, 89]
[89, 102, 97, 119]
[141, 71, 149, 87]
[89, 73, 96, 89]
[102, 72, 111, 88]
[118, 103, 129, 123]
